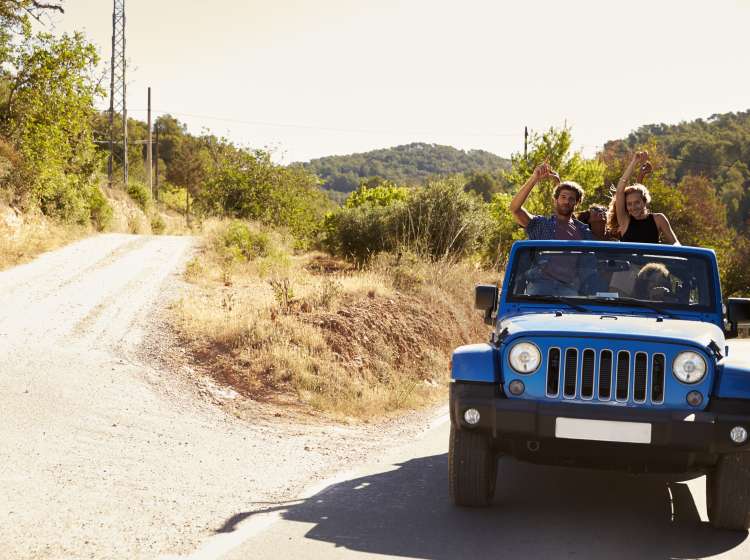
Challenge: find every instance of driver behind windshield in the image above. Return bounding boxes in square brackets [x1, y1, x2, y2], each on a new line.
[634, 262, 674, 301]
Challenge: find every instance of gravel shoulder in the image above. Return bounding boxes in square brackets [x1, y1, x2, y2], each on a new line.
[0, 234, 444, 560]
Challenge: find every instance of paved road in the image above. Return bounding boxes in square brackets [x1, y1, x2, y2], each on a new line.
[212, 341, 750, 560]
[0, 234, 454, 560]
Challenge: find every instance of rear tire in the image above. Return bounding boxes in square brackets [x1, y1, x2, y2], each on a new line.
[707, 453, 750, 531]
[448, 425, 497, 507]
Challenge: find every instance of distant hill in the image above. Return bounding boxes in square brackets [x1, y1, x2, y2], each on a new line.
[300, 142, 511, 193]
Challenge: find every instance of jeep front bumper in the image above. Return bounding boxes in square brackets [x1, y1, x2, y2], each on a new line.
[450, 382, 750, 456]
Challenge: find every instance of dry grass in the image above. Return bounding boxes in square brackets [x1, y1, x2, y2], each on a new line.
[0, 209, 90, 271]
[173, 220, 494, 420]
[0, 184, 191, 272]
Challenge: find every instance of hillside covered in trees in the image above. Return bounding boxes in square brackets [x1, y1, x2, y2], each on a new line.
[301, 143, 510, 193]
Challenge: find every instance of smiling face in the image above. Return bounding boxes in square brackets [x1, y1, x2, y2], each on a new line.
[554, 187, 580, 218]
[626, 191, 647, 219]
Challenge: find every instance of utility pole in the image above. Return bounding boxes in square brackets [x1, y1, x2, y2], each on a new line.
[147, 86, 153, 199]
[154, 124, 159, 201]
[108, 0, 127, 188]
[524, 126, 528, 163]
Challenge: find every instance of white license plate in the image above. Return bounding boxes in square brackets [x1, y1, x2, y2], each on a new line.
[555, 417, 652, 444]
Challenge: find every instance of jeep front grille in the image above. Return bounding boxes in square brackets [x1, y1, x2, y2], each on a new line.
[581, 349, 595, 399]
[546, 348, 560, 396]
[598, 350, 612, 400]
[634, 352, 648, 402]
[563, 349, 577, 398]
[546, 347, 667, 405]
[616, 352, 629, 401]
[651, 354, 665, 403]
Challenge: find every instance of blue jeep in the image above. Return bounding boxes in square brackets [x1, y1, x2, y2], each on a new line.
[449, 240, 750, 530]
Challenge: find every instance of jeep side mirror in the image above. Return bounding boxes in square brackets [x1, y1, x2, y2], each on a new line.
[726, 297, 750, 339]
[475, 284, 499, 326]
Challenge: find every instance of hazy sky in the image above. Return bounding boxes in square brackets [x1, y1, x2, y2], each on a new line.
[45, 0, 750, 163]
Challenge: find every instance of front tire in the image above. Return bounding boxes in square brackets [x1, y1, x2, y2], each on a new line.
[707, 453, 750, 531]
[448, 425, 496, 506]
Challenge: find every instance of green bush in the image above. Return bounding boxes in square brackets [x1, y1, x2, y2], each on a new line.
[323, 204, 399, 265]
[87, 185, 113, 231]
[220, 220, 271, 261]
[345, 182, 408, 209]
[127, 181, 151, 211]
[324, 177, 489, 263]
[37, 172, 90, 225]
[395, 177, 490, 260]
[150, 213, 166, 234]
[159, 184, 187, 213]
[481, 191, 525, 267]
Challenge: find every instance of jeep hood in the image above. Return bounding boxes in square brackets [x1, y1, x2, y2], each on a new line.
[499, 313, 725, 350]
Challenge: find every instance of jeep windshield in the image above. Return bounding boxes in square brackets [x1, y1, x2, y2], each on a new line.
[508, 246, 715, 312]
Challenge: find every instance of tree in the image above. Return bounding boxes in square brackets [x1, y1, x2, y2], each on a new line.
[503, 127, 605, 217]
[676, 175, 730, 248]
[194, 142, 332, 244]
[718, 163, 750, 228]
[345, 180, 408, 209]
[153, 114, 187, 168]
[0, 1, 64, 35]
[1, 31, 103, 223]
[464, 171, 502, 202]
[166, 136, 210, 224]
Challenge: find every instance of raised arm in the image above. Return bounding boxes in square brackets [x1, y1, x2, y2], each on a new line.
[509, 162, 559, 227]
[654, 213, 680, 245]
[615, 151, 649, 235]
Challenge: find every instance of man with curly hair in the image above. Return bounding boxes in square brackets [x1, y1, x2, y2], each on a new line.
[509, 162, 593, 241]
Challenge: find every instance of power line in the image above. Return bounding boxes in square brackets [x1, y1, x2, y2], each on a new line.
[123, 108, 524, 138]
[97, 105, 750, 172]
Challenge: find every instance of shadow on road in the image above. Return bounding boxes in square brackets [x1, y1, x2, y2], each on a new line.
[221, 454, 747, 559]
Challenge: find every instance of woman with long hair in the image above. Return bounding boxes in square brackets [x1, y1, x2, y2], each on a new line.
[611, 151, 679, 244]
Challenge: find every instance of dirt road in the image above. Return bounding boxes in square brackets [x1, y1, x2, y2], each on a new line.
[0, 234, 440, 560]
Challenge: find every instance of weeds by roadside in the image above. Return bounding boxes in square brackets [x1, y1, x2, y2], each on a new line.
[173, 219, 493, 420]
[0, 183, 193, 271]
[0, 211, 89, 271]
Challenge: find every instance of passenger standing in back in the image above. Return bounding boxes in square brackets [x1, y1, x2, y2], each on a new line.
[509, 162, 593, 295]
[509, 162, 593, 241]
[614, 151, 680, 245]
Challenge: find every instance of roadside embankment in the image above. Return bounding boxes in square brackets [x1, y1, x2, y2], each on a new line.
[0, 184, 188, 271]
[172, 219, 493, 419]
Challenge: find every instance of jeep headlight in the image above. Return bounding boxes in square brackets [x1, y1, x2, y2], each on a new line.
[672, 351, 707, 384]
[509, 342, 541, 374]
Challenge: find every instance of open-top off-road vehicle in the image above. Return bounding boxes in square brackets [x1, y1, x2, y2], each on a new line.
[449, 240, 750, 530]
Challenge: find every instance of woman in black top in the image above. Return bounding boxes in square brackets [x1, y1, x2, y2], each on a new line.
[613, 151, 679, 245]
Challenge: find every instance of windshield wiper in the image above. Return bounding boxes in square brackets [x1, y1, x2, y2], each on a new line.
[591, 296, 677, 318]
[515, 295, 591, 313]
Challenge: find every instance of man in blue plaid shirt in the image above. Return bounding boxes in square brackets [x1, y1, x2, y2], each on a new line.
[509, 162, 594, 295]
[509, 162, 593, 241]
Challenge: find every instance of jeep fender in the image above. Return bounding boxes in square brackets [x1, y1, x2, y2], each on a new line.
[451, 343, 500, 383]
[714, 360, 750, 399]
